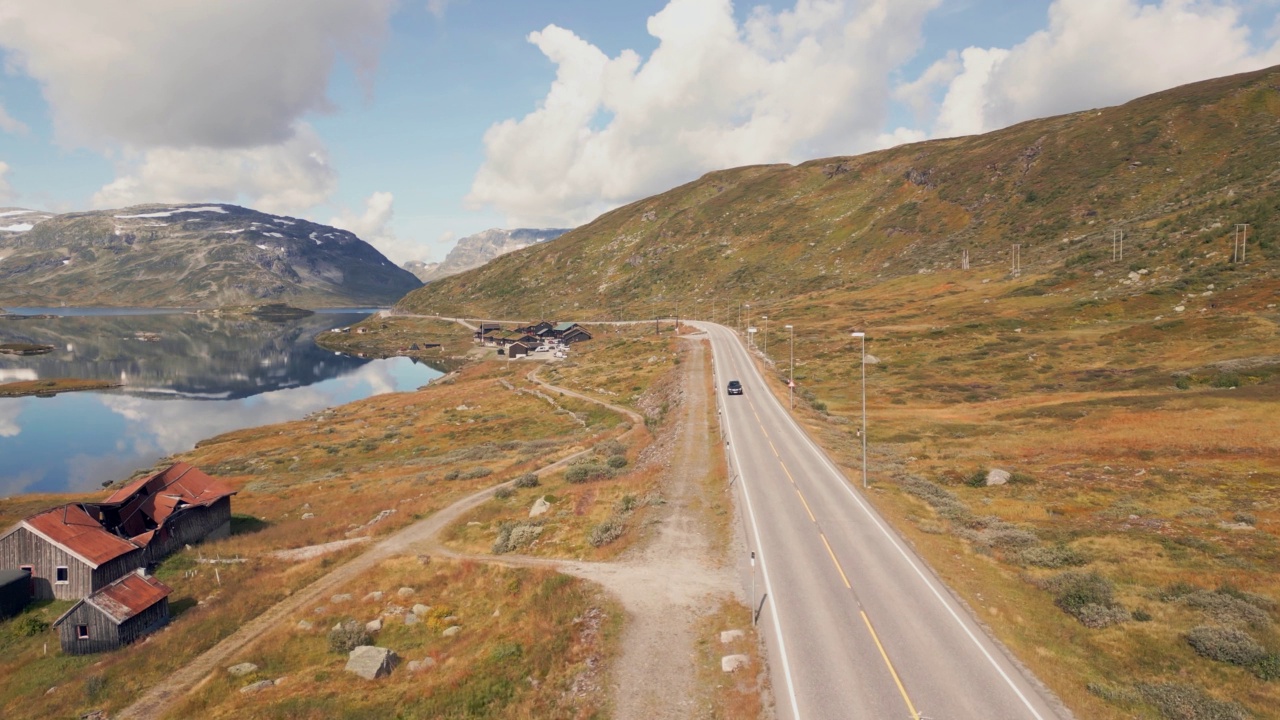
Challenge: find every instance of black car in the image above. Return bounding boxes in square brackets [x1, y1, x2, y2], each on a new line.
[727, 380, 743, 395]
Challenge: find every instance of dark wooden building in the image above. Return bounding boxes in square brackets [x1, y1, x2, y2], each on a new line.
[0, 504, 143, 601]
[552, 323, 593, 344]
[0, 568, 31, 619]
[508, 341, 533, 358]
[53, 571, 171, 654]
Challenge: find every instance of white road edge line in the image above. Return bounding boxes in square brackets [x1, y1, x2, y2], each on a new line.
[712, 326, 804, 720]
[728, 322, 1049, 720]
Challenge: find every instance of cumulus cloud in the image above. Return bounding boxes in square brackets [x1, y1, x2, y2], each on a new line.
[920, 0, 1280, 138]
[91, 123, 336, 214]
[0, 0, 395, 150]
[468, 0, 941, 227]
[329, 191, 425, 264]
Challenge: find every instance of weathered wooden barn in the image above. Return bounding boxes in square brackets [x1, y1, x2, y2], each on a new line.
[0, 504, 144, 600]
[0, 463, 235, 600]
[92, 462, 236, 564]
[53, 570, 171, 654]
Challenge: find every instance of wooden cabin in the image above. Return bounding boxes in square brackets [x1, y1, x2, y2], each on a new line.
[0, 504, 143, 601]
[508, 341, 533, 358]
[93, 463, 236, 564]
[53, 571, 171, 655]
[558, 324, 593, 344]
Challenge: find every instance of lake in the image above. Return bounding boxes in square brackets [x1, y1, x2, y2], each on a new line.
[0, 309, 441, 495]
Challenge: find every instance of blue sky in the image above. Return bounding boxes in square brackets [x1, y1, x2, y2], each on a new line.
[1, 1, 1278, 263]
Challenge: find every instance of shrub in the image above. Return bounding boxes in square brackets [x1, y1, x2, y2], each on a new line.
[566, 463, 613, 484]
[492, 522, 544, 554]
[14, 615, 49, 637]
[444, 470, 461, 481]
[328, 621, 371, 653]
[588, 517, 626, 547]
[615, 494, 638, 514]
[461, 467, 493, 480]
[594, 439, 626, 457]
[1048, 571, 1128, 627]
[1137, 683, 1248, 720]
[965, 469, 988, 487]
[514, 472, 540, 489]
[607, 455, 629, 469]
[85, 675, 106, 702]
[1182, 590, 1271, 629]
[1133, 608, 1153, 622]
[493, 486, 514, 500]
[1186, 625, 1266, 667]
[1017, 545, 1089, 568]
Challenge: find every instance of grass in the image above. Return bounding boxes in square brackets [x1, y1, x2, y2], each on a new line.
[693, 598, 768, 719]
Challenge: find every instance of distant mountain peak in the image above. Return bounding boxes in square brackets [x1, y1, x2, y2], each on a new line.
[403, 227, 569, 282]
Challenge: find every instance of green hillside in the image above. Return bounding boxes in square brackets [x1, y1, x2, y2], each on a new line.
[400, 65, 1279, 319]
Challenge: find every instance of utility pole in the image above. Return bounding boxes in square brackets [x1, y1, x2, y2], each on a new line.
[1011, 244, 1021, 275]
[961, 248, 969, 270]
[1113, 229, 1124, 261]
[1235, 224, 1249, 263]
[762, 315, 769, 356]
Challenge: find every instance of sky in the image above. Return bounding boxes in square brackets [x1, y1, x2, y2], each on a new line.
[1, 0, 1278, 265]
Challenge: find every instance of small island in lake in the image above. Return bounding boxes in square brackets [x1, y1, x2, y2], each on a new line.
[201, 303, 316, 321]
[0, 377, 122, 397]
[0, 342, 55, 356]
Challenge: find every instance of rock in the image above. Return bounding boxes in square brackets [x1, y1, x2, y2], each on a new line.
[313, 605, 328, 615]
[330, 594, 352, 604]
[227, 662, 259, 677]
[492, 608, 501, 618]
[345, 646, 399, 680]
[863, 354, 880, 365]
[1175, 305, 1186, 313]
[296, 620, 313, 631]
[407, 657, 437, 673]
[986, 469, 1011, 486]
[301, 513, 315, 520]
[404, 613, 419, 626]
[443, 615, 458, 623]
[442, 625, 462, 638]
[529, 496, 551, 518]
[397, 587, 415, 598]
[45, 686, 57, 696]
[719, 629, 745, 644]
[363, 591, 384, 603]
[383, 604, 406, 616]
[721, 655, 750, 672]
[413, 604, 431, 616]
[365, 618, 383, 634]
[240, 679, 274, 694]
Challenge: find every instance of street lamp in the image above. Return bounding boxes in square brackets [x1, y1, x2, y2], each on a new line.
[762, 315, 769, 356]
[785, 324, 794, 409]
[851, 331, 867, 488]
[739, 302, 750, 335]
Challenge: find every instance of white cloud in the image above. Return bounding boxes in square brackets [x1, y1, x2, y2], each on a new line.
[0, 160, 13, 202]
[922, 0, 1280, 138]
[329, 191, 425, 264]
[468, 0, 942, 227]
[91, 123, 336, 215]
[426, 0, 457, 19]
[0, 104, 28, 135]
[0, 0, 395, 150]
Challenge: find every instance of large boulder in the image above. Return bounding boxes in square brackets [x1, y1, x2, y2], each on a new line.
[529, 497, 551, 518]
[227, 662, 259, 677]
[986, 469, 1011, 486]
[345, 646, 399, 680]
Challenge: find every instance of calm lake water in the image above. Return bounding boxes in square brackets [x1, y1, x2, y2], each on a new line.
[0, 309, 441, 495]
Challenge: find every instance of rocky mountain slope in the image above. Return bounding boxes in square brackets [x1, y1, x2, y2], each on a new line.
[403, 227, 569, 283]
[398, 65, 1279, 318]
[0, 204, 421, 307]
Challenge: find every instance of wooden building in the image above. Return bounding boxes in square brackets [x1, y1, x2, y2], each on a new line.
[0, 462, 234, 600]
[553, 323, 593, 344]
[508, 341, 533, 358]
[92, 463, 237, 565]
[0, 568, 31, 619]
[0, 504, 143, 601]
[53, 571, 171, 654]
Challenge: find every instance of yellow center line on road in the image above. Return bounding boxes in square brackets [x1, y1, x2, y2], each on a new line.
[795, 488, 817, 522]
[819, 532, 852, 589]
[861, 610, 922, 720]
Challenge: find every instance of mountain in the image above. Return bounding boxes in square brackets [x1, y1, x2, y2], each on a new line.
[0, 204, 422, 307]
[397, 65, 1279, 318]
[403, 227, 570, 283]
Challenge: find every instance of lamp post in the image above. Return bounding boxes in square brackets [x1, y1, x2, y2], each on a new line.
[739, 302, 750, 335]
[851, 331, 867, 488]
[785, 324, 794, 409]
[762, 315, 769, 356]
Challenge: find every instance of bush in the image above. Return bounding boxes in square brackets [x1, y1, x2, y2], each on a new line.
[965, 469, 988, 487]
[1137, 683, 1248, 720]
[514, 472, 540, 489]
[1017, 544, 1089, 568]
[494, 486, 514, 500]
[1182, 589, 1271, 629]
[1186, 625, 1265, 668]
[461, 467, 493, 480]
[444, 470, 460, 481]
[492, 522, 544, 554]
[615, 494, 638, 513]
[588, 517, 626, 547]
[1048, 571, 1127, 627]
[328, 621, 371, 653]
[607, 455, 628, 469]
[565, 463, 613, 484]
[594, 439, 626, 457]
[13, 615, 49, 637]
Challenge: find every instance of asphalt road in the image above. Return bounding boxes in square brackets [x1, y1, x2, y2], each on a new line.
[697, 321, 1066, 720]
